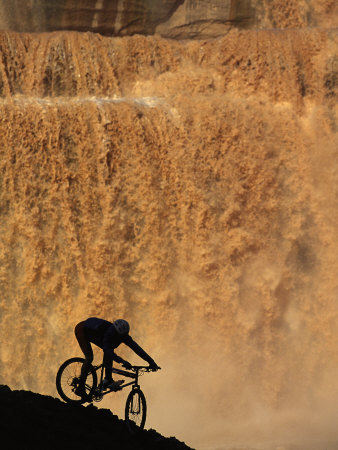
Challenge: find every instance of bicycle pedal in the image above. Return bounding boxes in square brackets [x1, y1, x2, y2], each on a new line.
[103, 380, 124, 391]
[109, 385, 123, 392]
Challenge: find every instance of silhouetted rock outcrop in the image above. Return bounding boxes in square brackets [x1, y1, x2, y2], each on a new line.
[0, 385, 193, 450]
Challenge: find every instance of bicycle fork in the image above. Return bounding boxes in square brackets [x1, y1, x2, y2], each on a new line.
[129, 387, 141, 414]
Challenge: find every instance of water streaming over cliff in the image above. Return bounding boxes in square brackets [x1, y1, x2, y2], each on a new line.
[0, 26, 337, 448]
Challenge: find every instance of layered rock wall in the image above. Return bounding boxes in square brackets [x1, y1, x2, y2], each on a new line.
[0, 0, 337, 38]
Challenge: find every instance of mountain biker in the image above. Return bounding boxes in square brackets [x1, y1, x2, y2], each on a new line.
[74, 317, 159, 398]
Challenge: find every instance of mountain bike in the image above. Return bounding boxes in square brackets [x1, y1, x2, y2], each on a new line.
[56, 356, 160, 433]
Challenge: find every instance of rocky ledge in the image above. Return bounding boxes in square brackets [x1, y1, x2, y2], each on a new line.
[0, 385, 193, 450]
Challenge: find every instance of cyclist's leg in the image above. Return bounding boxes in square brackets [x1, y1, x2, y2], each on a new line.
[103, 353, 113, 380]
[102, 355, 124, 390]
[74, 321, 93, 388]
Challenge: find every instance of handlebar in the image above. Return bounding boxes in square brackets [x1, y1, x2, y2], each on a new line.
[126, 365, 161, 372]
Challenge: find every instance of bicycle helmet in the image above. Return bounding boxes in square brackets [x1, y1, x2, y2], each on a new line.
[113, 319, 130, 335]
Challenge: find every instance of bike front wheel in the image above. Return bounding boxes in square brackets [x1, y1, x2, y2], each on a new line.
[56, 357, 97, 404]
[125, 388, 147, 433]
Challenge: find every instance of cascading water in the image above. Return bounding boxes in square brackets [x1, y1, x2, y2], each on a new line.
[0, 21, 337, 449]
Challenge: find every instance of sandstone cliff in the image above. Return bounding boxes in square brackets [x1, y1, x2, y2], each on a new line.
[0, 0, 337, 38]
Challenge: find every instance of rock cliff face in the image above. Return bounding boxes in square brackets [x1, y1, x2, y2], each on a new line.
[0, 0, 337, 38]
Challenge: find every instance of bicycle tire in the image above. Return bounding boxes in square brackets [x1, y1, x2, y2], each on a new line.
[56, 357, 97, 404]
[125, 388, 147, 433]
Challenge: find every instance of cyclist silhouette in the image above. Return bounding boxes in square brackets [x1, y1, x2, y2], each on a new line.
[75, 317, 159, 398]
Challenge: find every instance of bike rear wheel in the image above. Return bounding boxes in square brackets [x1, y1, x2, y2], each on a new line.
[56, 357, 97, 404]
[125, 388, 147, 433]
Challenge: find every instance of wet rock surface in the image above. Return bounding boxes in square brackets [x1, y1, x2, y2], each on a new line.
[0, 0, 336, 38]
[0, 385, 193, 450]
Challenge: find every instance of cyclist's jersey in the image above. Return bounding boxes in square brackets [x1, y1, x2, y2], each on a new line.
[84, 317, 154, 365]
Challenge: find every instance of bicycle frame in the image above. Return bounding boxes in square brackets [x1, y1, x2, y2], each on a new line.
[90, 362, 145, 400]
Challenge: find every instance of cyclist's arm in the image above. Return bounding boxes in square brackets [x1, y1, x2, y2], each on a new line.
[123, 335, 155, 365]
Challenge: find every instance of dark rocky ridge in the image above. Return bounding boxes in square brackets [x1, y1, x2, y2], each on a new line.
[0, 385, 193, 450]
